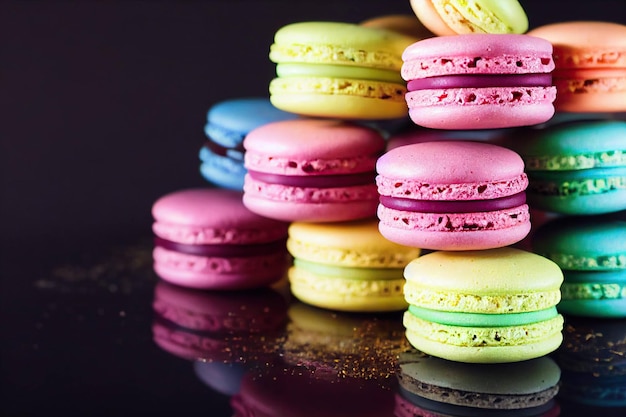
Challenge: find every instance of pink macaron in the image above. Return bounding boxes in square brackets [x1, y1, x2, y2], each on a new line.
[401, 34, 557, 129]
[243, 119, 386, 222]
[151, 188, 290, 290]
[376, 141, 531, 250]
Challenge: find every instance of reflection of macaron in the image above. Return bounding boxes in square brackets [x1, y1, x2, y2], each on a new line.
[396, 349, 561, 416]
[401, 34, 556, 129]
[230, 364, 396, 417]
[403, 248, 564, 363]
[243, 119, 385, 222]
[199, 97, 299, 190]
[509, 120, 626, 215]
[268, 21, 417, 120]
[282, 301, 409, 381]
[557, 316, 626, 409]
[287, 219, 421, 312]
[408, 0, 528, 36]
[532, 215, 626, 318]
[152, 188, 290, 290]
[376, 141, 531, 250]
[151, 280, 289, 362]
[528, 21, 626, 113]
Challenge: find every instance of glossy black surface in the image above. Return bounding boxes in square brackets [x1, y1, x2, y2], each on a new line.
[3, 1, 626, 416]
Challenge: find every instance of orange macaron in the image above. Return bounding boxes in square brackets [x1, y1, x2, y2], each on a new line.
[528, 21, 626, 113]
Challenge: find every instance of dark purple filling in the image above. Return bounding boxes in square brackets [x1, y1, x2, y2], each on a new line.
[407, 74, 553, 92]
[154, 236, 287, 257]
[247, 170, 376, 187]
[379, 191, 526, 213]
[203, 140, 245, 159]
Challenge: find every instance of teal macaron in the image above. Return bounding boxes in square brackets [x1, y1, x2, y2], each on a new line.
[509, 120, 626, 215]
[200, 97, 299, 190]
[532, 214, 626, 318]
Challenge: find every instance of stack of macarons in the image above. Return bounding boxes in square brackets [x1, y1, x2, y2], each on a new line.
[364, 0, 573, 367]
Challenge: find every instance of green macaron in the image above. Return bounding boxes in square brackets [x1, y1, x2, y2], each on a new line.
[532, 214, 626, 318]
[510, 120, 626, 215]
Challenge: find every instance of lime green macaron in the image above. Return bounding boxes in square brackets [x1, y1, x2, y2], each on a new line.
[532, 214, 626, 318]
[403, 247, 564, 363]
[269, 21, 419, 120]
[287, 218, 421, 312]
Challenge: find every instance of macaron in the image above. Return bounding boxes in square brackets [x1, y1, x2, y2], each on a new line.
[243, 119, 386, 222]
[403, 247, 564, 363]
[376, 141, 531, 251]
[199, 97, 299, 190]
[151, 188, 290, 290]
[151, 280, 289, 362]
[532, 214, 626, 318]
[286, 218, 421, 312]
[268, 21, 418, 120]
[509, 120, 626, 215]
[557, 316, 626, 408]
[396, 349, 561, 416]
[409, 0, 529, 36]
[528, 21, 626, 113]
[401, 34, 556, 129]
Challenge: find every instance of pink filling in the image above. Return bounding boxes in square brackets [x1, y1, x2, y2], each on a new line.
[154, 236, 286, 257]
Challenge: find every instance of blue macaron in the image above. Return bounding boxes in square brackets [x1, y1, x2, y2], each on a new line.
[199, 97, 299, 190]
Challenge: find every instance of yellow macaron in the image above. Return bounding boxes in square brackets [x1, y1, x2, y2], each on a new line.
[287, 218, 421, 312]
[269, 21, 420, 120]
[403, 247, 564, 363]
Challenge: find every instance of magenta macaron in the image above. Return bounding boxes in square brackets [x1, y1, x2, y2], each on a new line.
[152, 188, 290, 290]
[401, 34, 556, 129]
[376, 141, 531, 250]
[243, 119, 386, 222]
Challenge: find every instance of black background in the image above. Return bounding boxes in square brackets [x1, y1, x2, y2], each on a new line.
[1, 1, 626, 416]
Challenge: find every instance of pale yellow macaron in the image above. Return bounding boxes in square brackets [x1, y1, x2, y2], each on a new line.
[403, 247, 564, 363]
[287, 218, 421, 312]
[269, 21, 420, 119]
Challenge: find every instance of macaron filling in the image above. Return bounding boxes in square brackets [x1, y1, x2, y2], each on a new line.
[154, 236, 287, 257]
[406, 73, 553, 91]
[407, 304, 559, 327]
[528, 169, 626, 197]
[276, 62, 404, 83]
[379, 191, 526, 213]
[524, 149, 626, 170]
[202, 141, 244, 160]
[247, 170, 376, 187]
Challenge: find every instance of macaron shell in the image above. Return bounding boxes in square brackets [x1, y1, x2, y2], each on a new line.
[527, 21, 626, 70]
[242, 186, 379, 222]
[376, 140, 527, 198]
[401, 34, 554, 79]
[269, 88, 409, 120]
[153, 246, 289, 290]
[404, 318, 564, 363]
[378, 210, 531, 250]
[270, 21, 417, 70]
[152, 188, 289, 245]
[287, 219, 421, 268]
[406, 98, 555, 130]
[244, 119, 385, 175]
